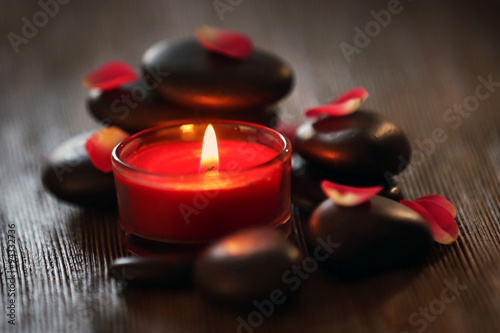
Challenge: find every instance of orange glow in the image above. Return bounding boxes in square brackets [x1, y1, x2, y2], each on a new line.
[199, 124, 219, 174]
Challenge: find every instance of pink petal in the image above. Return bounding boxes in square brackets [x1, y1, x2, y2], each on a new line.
[417, 200, 459, 240]
[331, 87, 370, 104]
[305, 87, 369, 118]
[416, 194, 457, 218]
[196, 26, 253, 60]
[85, 127, 129, 172]
[82, 61, 138, 90]
[400, 200, 458, 245]
[320, 180, 383, 207]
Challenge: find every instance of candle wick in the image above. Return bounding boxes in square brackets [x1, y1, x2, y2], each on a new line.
[204, 164, 216, 173]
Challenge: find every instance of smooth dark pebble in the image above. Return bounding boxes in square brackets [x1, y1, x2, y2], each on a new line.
[41, 133, 117, 209]
[141, 39, 294, 111]
[294, 111, 412, 179]
[382, 185, 403, 202]
[291, 154, 403, 212]
[194, 228, 302, 305]
[87, 81, 278, 133]
[109, 255, 195, 288]
[307, 195, 433, 278]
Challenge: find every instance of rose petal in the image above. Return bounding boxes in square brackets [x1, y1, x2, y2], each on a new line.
[331, 87, 370, 104]
[416, 194, 457, 218]
[321, 180, 383, 207]
[196, 26, 253, 59]
[416, 200, 459, 240]
[85, 127, 129, 172]
[400, 200, 458, 245]
[305, 87, 369, 118]
[82, 61, 138, 90]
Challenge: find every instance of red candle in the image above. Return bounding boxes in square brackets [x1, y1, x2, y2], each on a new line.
[112, 121, 291, 243]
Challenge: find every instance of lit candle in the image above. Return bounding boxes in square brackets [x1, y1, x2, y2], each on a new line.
[199, 124, 219, 174]
[112, 120, 291, 243]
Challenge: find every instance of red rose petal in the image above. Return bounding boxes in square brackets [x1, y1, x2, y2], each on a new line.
[417, 200, 459, 240]
[305, 104, 352, 118]
[400, 200, 458, 245]
[82, 61, 138, 90]
[332, 87, 370, 104]
[416, 194, 457, 218]
[196, 26, 253, 60]
[85, 127, 129, 172]
[321, 180, 383, 207]
[305, 87, 369, 118]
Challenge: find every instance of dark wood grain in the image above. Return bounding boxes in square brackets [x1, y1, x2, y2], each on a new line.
[2, 0, 500, 332]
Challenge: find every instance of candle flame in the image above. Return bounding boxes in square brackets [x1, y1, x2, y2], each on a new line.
[199, 124, 219, 174]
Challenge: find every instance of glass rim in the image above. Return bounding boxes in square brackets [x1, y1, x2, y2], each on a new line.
[111, 119, 291, 180]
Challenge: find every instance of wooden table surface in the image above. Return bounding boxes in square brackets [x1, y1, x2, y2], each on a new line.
[2, 0, 500, 332]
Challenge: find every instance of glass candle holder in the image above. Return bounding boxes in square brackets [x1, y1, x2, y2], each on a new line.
[112, 120, 291, 243]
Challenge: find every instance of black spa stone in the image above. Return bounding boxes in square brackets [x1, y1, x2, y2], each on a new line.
[141, 39, 294, 111]
[193, 228, 302, 305]
[294, 111, 412, 180]
[87, 81, 278, 133]
[291, 154, 403, 212]
[109, 255, 194, 288]
[307, 196, 433, 278]
[41, 133, 117, 208]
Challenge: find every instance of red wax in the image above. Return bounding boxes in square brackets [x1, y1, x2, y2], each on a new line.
[114, 140, 291, 242]
[124, 141, 276, 174]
